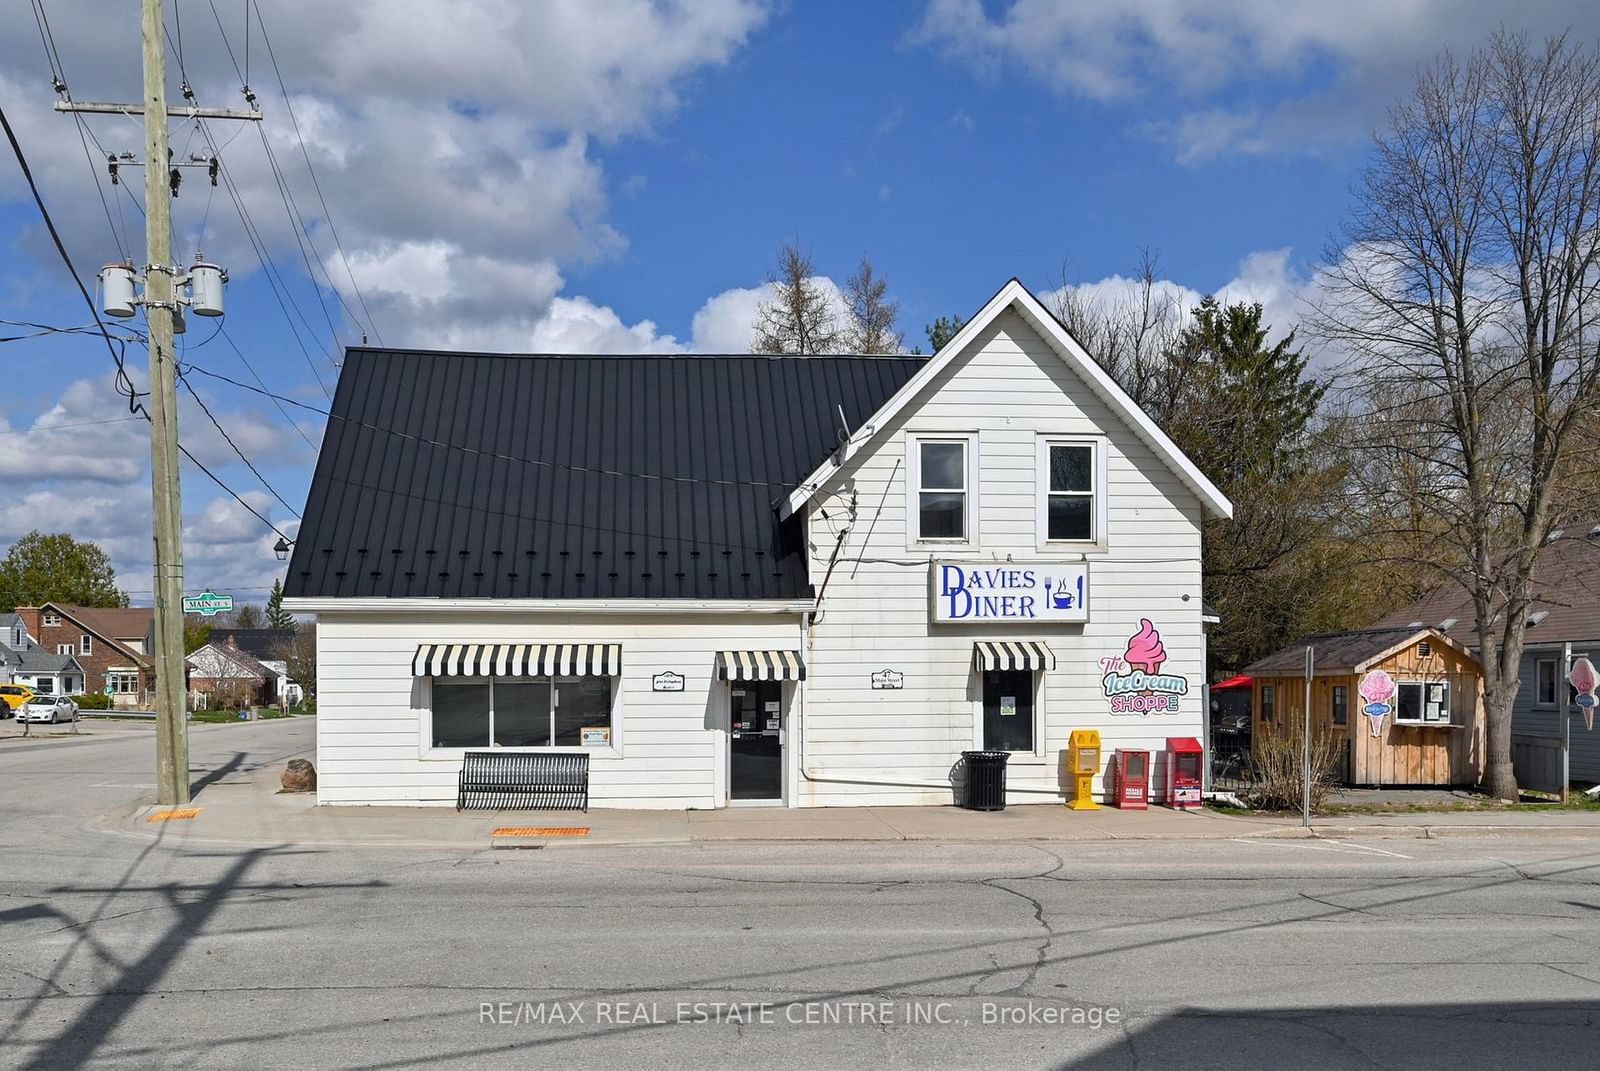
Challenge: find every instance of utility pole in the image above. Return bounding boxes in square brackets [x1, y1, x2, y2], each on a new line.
[57, 0, 259, 805]
[141, 0, 187, 806]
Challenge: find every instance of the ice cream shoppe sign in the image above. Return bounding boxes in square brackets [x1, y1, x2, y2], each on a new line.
[1099, 619, 1189, 715]
[931, 562, 1088, 623]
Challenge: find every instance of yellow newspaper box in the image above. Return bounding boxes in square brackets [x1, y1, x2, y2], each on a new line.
[1068, 729, 1102, 811]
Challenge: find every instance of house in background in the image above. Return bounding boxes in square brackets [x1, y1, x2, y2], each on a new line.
[187, 636, 275, 708]
[1244, 627, 1486, 787]
[0, 612, 85, 694]
[12, 604, 154, 707]
[205, 628, 302, 704]
[1369, 528, 1600, 785]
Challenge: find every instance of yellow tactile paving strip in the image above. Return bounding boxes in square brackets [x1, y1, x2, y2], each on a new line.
[492, 827, 590, 837]
[148, 808, 202, 822]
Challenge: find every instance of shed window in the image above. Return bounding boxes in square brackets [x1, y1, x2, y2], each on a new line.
[1535, 659, 1557, 706]
[915, 438, 969, 541]
[1395, 681, 1451, 724]
[1261, 685, 1274, 723]
[430, 676, 613, 749]
[1332, 685, 1348, 726]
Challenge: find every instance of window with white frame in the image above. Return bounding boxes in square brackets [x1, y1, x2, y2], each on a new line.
[42, 612, 61, 627]
[110, 673, 139, 694]
[1535, 658, 1558, 706]
[430, 675, 613, 749]
[56, 644, 73, 656]
[911, 436, 973, 542]
[1395, 681, 1451, 724]
[80, 634, 92, 656]
[1037, 437, 1102, 544]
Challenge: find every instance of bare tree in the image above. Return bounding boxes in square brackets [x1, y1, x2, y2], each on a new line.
[752, 242, 841, 354]
[1315, 32, 1600, 799]
[1049, 248, 1185, 409]
[274, 624, 317, 699]
[841, 255, 904, 353]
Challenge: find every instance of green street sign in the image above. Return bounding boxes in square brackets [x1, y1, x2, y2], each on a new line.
[182, 591, 234, 617]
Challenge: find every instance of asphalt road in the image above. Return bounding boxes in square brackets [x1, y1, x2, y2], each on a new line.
[2, 720, 1598, 1069]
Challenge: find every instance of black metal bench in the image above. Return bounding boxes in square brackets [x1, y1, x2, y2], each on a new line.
[457, 751, 589, 811]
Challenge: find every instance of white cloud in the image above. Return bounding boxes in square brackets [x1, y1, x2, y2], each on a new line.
[911, 0, 1600, 162]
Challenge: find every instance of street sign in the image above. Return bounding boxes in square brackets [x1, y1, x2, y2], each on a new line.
[181, 591, 233, 617]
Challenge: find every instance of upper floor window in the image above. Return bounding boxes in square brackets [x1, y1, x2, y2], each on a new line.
[56, 644, 74, 657]
[80, 634, 93, 656]
[42, 612, 61, 627]
[1037, 437, 1104, 545]
[911, 436, 974, 543]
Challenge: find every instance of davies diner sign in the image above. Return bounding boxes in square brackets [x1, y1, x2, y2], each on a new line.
[931, 562, 1088, 623]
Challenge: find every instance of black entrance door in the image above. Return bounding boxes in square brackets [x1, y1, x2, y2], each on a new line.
[730, 680, 783, 800]
[982, 669, 1034, 752]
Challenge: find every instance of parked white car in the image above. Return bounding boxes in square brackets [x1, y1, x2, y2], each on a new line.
[19, 695, 77, 723]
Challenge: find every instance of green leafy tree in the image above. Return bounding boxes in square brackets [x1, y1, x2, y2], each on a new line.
[924, 315, 965, 353]
[1153, 299, 1334, 673]
[266, 579, 296, 632]
[0, 532, 127, 611]
[184, 619, 212, 654]
[227, 603, 264, 630]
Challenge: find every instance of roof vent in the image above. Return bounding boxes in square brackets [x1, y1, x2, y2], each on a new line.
[1417, 641, 1432, 658]
[1548, 529, 1565, 541]
[1528, 610, 1550, 627]
[1439, 617, 1458, 631]
[1407, 620, 1424, 629]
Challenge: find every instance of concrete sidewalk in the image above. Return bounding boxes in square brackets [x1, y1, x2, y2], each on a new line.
[95, 755, 1600, 850]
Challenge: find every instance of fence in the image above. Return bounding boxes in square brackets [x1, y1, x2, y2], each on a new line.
[1512, 734, 1565, 795]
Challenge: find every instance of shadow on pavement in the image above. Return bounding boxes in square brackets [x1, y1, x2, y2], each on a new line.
[1060, 1000, 1600, 1069]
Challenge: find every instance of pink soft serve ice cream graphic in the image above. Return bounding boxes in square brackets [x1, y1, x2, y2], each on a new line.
[1358, 669, 1397, 737]
[1569, 657, 1598, 732]
[1123, 620, 1167, 694]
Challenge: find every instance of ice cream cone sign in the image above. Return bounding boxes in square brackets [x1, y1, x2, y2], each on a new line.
[1124, 619, 1167, 695]
[1569, 657, 1598, 732]
[1358, 669, 1396, 737]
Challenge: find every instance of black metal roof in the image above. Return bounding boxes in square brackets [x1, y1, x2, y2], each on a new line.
[284, 348, 927, 601]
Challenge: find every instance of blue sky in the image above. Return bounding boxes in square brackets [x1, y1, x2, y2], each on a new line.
[3, 0, 1599, 603]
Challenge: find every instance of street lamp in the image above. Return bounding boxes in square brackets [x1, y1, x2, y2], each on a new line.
[274, 537, 292, 562]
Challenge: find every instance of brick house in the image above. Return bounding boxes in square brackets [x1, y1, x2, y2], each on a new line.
[13, 604, 155, 707]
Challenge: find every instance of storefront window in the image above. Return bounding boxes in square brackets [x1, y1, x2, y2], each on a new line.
[981, 669, 1034, 752]
[430, 676, 612, 748]
[1395, 681, 1450, 724]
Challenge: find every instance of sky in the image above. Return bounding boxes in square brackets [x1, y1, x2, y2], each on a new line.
[3, 0, 1600, 606]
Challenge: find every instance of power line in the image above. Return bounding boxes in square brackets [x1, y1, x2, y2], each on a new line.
[217, 324, 318, 449]
[179, 359, 804, 494]
[0, 416, 145, 438]
[176, 367, 302, 517]
[3, 101, 293, 548]
[250, 0, 382, 345]
[0, 101, 146, 417]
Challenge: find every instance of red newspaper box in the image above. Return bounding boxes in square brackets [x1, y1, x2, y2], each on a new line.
[1166, 737, 1203, 810]
[1112, 748, 1149, 809]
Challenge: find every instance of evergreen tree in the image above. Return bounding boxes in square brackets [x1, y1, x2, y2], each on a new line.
[266, 579, 296, 632]
[924, 315, 965, 353]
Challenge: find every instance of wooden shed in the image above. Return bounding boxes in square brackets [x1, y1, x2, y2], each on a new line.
[1242, 627, 1486, 787]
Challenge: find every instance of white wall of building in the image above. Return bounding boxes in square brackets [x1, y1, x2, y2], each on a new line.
[315, 611, 803, 807]
[798, 308, 1208, 806]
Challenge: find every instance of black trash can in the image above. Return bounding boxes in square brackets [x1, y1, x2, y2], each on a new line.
[961, 750, 1010, 811]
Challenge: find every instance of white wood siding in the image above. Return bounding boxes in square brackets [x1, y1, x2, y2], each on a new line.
[799, 308, 1208, 806]
[316, 612, 801, 807]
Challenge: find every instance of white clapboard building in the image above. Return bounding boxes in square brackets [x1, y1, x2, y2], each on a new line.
[283, 280, 1230, 807]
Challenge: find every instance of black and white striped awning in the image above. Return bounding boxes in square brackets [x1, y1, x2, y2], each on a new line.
[716, 650, 806, 682]
[973, 641, 1056, 672]
[411, 643, 621, 677]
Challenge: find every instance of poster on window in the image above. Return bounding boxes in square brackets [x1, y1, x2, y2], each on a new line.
[580, 726, 610, 747]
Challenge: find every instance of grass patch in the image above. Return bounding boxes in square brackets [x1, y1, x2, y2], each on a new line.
[189, 710, 250, 724]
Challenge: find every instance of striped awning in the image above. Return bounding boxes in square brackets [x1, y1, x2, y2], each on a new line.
[716, 650, 806, 682]
[411, 643, 621, 677]
[973, 640, 1056, 672]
